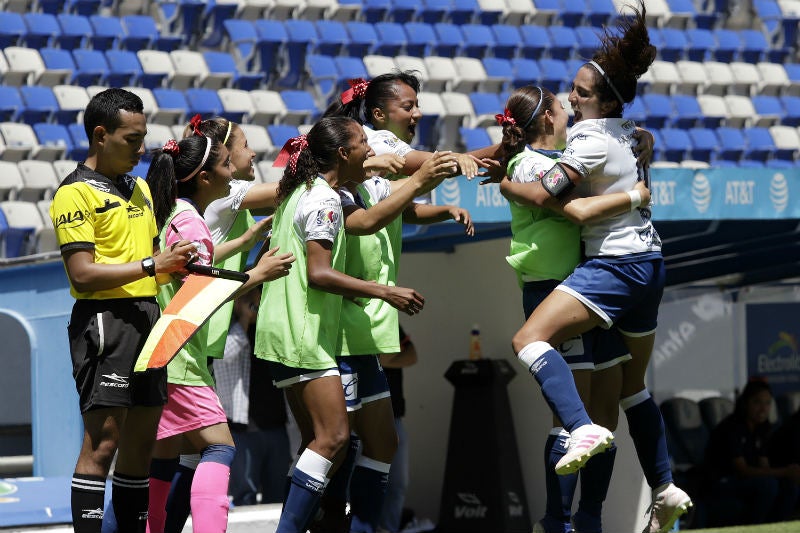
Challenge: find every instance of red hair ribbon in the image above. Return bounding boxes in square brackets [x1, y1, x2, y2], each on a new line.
[341, 78, 370, 104]
[495, 108, 516, 127]
[162, 139, 180, 156]
[189, 114, 203, 136]
[273, 135, 309, 173]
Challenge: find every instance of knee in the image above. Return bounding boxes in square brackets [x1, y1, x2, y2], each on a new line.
[317, 426, 350, 458]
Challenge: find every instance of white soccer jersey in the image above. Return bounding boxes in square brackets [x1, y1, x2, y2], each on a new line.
[560, 118, 661, 257]
[293, 181, 343, 243]
[364, 124, 414, 173]
[339, 176, 393, 209]
[204, 179, 254, 245]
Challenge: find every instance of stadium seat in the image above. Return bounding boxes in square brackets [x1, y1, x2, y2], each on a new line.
[345, 21, 378, 57]
[779, 95, 800, 126]
[137, 50, 176, 89]
[364, 55, 398, 80]
[258, 160, 285, 182]
[686, 127, 719, 162]
[585, 0, 617, 26]
[625, 97, 647, 126]
[723, 95, 756, 128]
[53, 159, 77, 181]
[751, 95, 784, 127]
[469, 92, 503, 128]
[674, 61, 707, 95]
[143, 123, 174, 155]
[33, 123, 75, 161]
[697, 396, 734, 432]
[35, 199, 58, 253]
[29, 47, 72, 87]
[660, 397, 709, 468]
[482, 58, 513, 93]
[71, 49, 109, 88]
[222, 19, 259, 73]
[715, 127, 746, 161]
[0, 122, 42, 161]
[16, 160, 60, 202]
[0, 12, 27, 48]
[0, 200, 45, 257]
[783, 63, 800, 96]
[684, 28, 715, 62]
[280, 90, 319, 125]
[236, 0, 271, 19]
[640, 94, 673, 130]
[729, 61, 761, 97]
[326, 0, 362, 22]
[66, 123, 89, 161]
[249, 89, 288, 125]
[573, 26, 601, 60]
[386, 0, 419, 23]
[490, 24, 522, 59]
[252, 20, 288, 84]
[152, 88, 188, 125]
[510, 58, 542, 89]
[184, 88, 226, 121]
[104, 50, 144, 88]
[670, 94, 703, 129]
[529, 0, 561, 26]
[518, 25, 551, 60]
[664, 0, 696, 28]
[460, 23, 496, 59]
[0, 48, 27, 86]
[394, 55, 429, 87]
[696, 94, 728, 128]
[266, 124, 301, 155]
[439, 92, 474, 150]
[559, 0, 587, 27]
[362, 0, 390, 23]
[176, 50, 233, 90]
[712, 28, 742, 62]
[269, 0, 304, 21]
[52, 85, 90, 126]
[0, 161, 24, 200]
[743, 126, 777, 162]
[756, 62, 790, 96]
[768, 125, 800, 161]
[123, 86, 159, 123]
[451, 0, 481, 24]
[0, 86, 23, 122]
[315, 20, 349, 56]
[123, 14, 183, 52]
[738, 29, 770, 63]
[422, 56, 457, 93]
[19, 86, 59, 125]
[305, 54, 340, 104]
[702, 62, 735, 97]
[280, 19, 318, 88]
[419, 0, 451, 24]
[647, 60, 681, 95]
[659, 27, 688, 62]
[433, 22, 465, 57]
[499, 0, 531, 25]
[546, 26, 577, 61]
[374, 22, 407, 57]
[453, 57, 488, 93]
[334, 56, 370, 84]
[415, 91, 446, 149]
[658, 128, 692, 162]
[89, 15, 125, 51]
[217, 88, 255, 125]
[22, 13, 61, 49]
[65, 0, 102, 16]
[537, 58, 569, 94]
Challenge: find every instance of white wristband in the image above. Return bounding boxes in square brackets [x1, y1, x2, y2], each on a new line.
[627, 190, 642, 211]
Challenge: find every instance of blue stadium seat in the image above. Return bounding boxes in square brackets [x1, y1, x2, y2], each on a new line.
[518, 25, 550, 60]
[374, 22, 407, 56]
[460, 24, 496, 59]
[363, 0, 390, 23]
[586, 0, 617, 26]
[742, 126, 776, 162]
[65, 0, 102, 16]
[267, 124, 301, 150]
[433, 22, 464, 57]
[751, 95, 784, 126]
[625, 98, 647, 126]
[19, 86, 58, 125]
[560, 0, 586, 27]
[670, 94, 703, 129]
[203, 51, 263, 91]
[0, 12, 26, 48]
[712, 29, 741, 62]
[152, 88, 189, 125]
[184, 88, 226, 121]
[23, 13, 61, 49]
[334, 56, 369, 84]
[459, 127, 492, 151]
[281, 20, 319, 88]
[0, 86, 23, 122]
[547, 26, 577, 60]
[510, 58, 541, 88]
[315, 20, 349, 56]
[779, 96, 800, 126]
[537, 58, 569, 93]
[71, 49, 109, 87]
[684, 28, 715, 62]
[565, 59, 584, 79]
[418, 0, 451, 24]
[641, 93, 674, 129]
[715, 127, 746, 161]
[223, 20, 259, 72]
[754, 0, 799, 62]
[490, 24, 521, 59]
[387, 0, 418, 23]
[253, 20, 288, 84]
[89, 15, 123, 50]
[403, 22, 436, 57]
[122, 15, 182, 52]
[345, 21, 378, 57]
[39, 47, 78, 85]
[132, 160, 150, 179]
[482, 58, 514, 89]
[665, 0, 697, 26]
[573, 26, 601, 60]
[469, 92, 503, 126]
[687, 128, 719, 162]
[306, 54, 339, 103]
[33, 123, 75, 160]
[56, 14, 91, 49]
[738, 29, 770, 63]
[199, 0, 237, 48]
[280, 90, 320, 124]
[783, 63, 800, 88]
[659, 28, 688, 62]
[37, 0, 66, 14]
[451, 0, 481, 25]
[67, 123, 90, 161]
[658, 128, 692, 162]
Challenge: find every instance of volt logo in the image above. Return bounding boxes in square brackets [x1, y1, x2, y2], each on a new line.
[454, 492, 487, 519]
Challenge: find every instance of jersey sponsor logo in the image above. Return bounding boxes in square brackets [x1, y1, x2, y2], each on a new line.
[81, 508, 104, 519]
[341, 375, 359, 401]
[314, 207, 340, 229]
[507, 491, 524, 517]
[127, 205, 145, 219]
[454, 493, 488, 519]
[96, 199, 121, 214]
[100, 373, 130, 389]
[54, 209, 90, 229]
[84, 179, 111, 193]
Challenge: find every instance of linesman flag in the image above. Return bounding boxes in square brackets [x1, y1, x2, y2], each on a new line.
[134, 264, 249, 371]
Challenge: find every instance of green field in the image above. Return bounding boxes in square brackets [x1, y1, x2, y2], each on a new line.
[691, 521, 800, 533]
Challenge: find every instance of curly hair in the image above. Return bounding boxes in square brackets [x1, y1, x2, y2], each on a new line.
[147, 135, 224, 230]
[590, 0, 656, 115]
[323, 70, 421, 126]
[500, 86, 556, 161]
[276, 117, 359, 203]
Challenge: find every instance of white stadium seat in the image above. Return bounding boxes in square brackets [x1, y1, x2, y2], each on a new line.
[17, 160, 60, 202]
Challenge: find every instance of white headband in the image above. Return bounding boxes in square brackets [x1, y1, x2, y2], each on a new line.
[588, 61, 625, 107]
[178, 136, 212, 182]
[522, 86, 544, 130]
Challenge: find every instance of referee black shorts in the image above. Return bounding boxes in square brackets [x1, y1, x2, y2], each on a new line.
[68, 297, 167, 413]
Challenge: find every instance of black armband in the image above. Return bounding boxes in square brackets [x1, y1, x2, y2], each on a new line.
[541, 162, 575, 199]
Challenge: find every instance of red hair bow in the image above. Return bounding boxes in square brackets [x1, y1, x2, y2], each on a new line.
[341, 78, 370, 104]
[273, 135, 309, 173]
[162, 139, 180, 156]
[495, 108, 516, 127]
[189, 114, 203, 136]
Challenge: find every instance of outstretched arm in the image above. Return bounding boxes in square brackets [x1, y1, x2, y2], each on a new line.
[402, 203, 474, 236]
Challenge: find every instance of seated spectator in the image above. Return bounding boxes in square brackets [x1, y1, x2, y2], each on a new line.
[704, 380, 800, 525]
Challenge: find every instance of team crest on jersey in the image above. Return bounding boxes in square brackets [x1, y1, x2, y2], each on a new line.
[84, 179, 111, 193]
[381, 134, 400, 149]
[543, 166, 569, 190]
[54, 209, 90, 229]
[315, 208, 340, 228]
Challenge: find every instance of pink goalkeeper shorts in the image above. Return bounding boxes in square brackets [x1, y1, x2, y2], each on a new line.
[157, 383, 227, 440]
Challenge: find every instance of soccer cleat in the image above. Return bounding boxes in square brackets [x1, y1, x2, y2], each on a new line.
[641, 483, 693, 533]
[553, 424, 614, 475]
